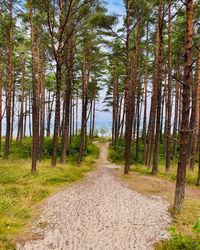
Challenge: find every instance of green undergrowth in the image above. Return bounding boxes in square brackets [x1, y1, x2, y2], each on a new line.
[108, 138, 181, 165]
[0, 136, 99, 163]
[0, 140, 99, 249]
[157, 217, 200, 249]
[157, 199, 200, 249]
[108, 140, 200, 187]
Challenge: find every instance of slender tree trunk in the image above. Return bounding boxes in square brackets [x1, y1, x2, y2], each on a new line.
[24, 88, 28, 138]
[69, 97, 72, 156]
[147, 25, 160, 168]
[0, 66, 2, 152]
[190, 39, 200, 170]
[19, 58, 25, 144]
[125, 1, 139, 174]
[124, 0, 131, 174]
[29, 93, 31, 137]
[4, 0, 13, 159]
[78, 44, 92, 164]
[76, 92, 78, 135]
[60, 8, 72, 164]
[166, 1, 172, 171]
[174, 0, 193, 212]
[160, 88, 164, 143]
[30, 0, 38, 173]
[113, 65, 118, 149]
[51, 1, 64, 167]
[91, 81, 96, 141]
[136, 49, 141, 164]
[37, 31, 41, 146]
[152, 0, 163, 174]
[40, 50, 45, 161]
[78, 55, 86, 164]
[72, 95, 75, 137]
[173, 59, 180, 160]
[188, 74, 196, 161]
[197, 91, 200, 186]
[143, 22, 149, 163]
[11, 69, 15, 142]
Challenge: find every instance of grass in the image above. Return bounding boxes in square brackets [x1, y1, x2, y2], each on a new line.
[0, 139, 99, 249]
[131, 164, 200, 188]
[108, 140, 200, 249]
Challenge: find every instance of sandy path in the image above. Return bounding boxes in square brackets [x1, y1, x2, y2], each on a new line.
[17, 142, 171, 250]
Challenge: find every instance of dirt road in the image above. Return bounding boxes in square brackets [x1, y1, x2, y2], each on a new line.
[17, 142, 171, 250]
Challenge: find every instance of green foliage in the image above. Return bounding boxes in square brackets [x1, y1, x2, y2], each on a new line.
[160, 234, 200, 250]
[193, 218, 200, 234]
[0, 136, 98, 164]
[160, 221, 200, 250]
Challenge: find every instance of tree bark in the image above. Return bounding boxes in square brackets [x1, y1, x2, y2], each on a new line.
[143, 22, 149, 163]
[51, 1, 64, 167]
[4, 0, 13, 159]
[19, 57, 25, 144]
[60, 8, 72, 164]
[40, 50, 45, 161]
[30, 0, 39, 173]
[190, 38, 200, 171]
[166, 0, 172, 171]
[174, 0, 193, 212]
[152, 0, 163, 174]
[173, 59, 180, 160]
[124, 0, 131, 174]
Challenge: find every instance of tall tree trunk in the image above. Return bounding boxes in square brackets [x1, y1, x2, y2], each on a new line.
[190, 39, 200, 171]
[174, 0, 193, 212]
[78, 55, 86, 164]
[143, 22, 149, 163]
[136, 49, 141, 164]
[11, 69, 15, 142]
[60, 8, 72, 164]
[91, 80, 96, 141]
[40, 49, 45, 161]
[188, 73, 196, 161]
[173, 59, 180, 160]
[76, 92, 78, 135]
[147, 25, 160, 168]
[113, 65, 118, 149]
[24, 88, 28, 138]
[4, 0, 13, 159]
[166, 0, 172, 171]
[51, 0, 64, 167]
[124, 0, 131, 174]
[29, 93, 32, 137]
[30, 0, 38, 173]
[78, 44, 92, 164]
[0, 66, 2, 152]
[124, 1, 139, 174]
[152, 0, 163, 174]
[19, 57, 25, 144]
[37, 30, 41, 146]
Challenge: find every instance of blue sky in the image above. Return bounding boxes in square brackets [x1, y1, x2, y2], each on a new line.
[104, 0, 125, 16]
[95, 0, 125, 125]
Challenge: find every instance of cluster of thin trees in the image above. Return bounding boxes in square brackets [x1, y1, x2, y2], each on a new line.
[0, 0, 114, 171]
[107, 0, 200, 211]
[1, 0, 199, 212]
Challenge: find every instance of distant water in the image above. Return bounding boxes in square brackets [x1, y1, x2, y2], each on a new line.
[3, 120, 113, 138]
[93, 121, 112, 137]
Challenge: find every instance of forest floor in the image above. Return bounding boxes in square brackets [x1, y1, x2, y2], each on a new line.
[16, 142, 171, 250]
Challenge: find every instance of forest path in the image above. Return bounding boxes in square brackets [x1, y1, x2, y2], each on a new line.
[17, 142, 171, 250]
